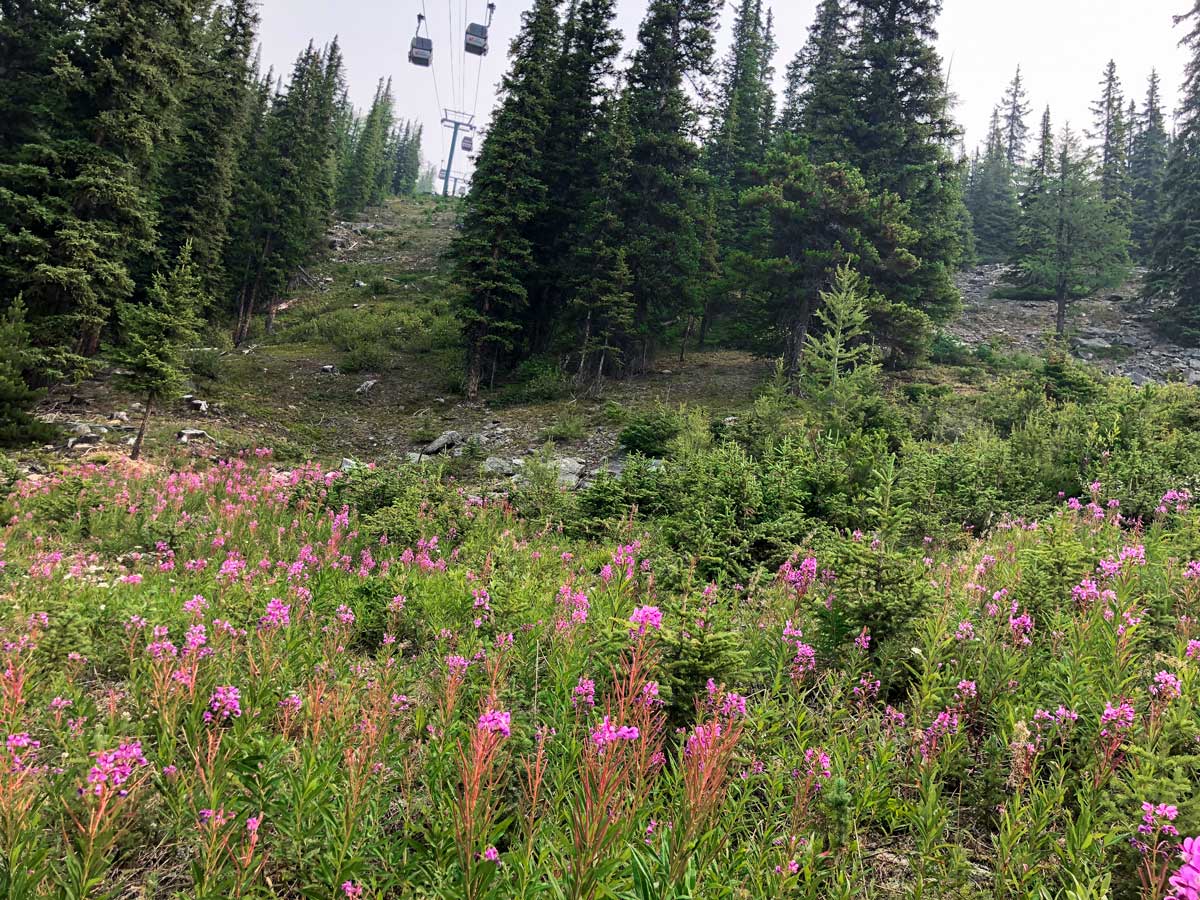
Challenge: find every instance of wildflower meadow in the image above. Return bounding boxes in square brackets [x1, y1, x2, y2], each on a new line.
[2, 452, 1200, 899]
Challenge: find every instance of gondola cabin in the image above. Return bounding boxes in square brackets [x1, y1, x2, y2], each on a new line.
[465, 22, 488, 56]
[462, 136, 474, 152]
[409, 35, 432, 66]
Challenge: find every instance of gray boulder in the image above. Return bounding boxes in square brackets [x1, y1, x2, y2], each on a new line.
[423, 430, 464, 455]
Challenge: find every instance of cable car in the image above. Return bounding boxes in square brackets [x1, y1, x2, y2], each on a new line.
[439, 168, 448, 180]
[409, 14, 432, 67]
[462, 136, 474, 152]
[465, 3, 496, 56]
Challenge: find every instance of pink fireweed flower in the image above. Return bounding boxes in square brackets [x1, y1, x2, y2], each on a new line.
[955, 680, 977, 702]
[334, 605, 356, 626]
[955, 620, 975, 641]
[591, 716, 639, 752]
[1169, 835, 1200, 900]
[721, 692, 748, 718]
[1009, 610, 1034, 646]
[1100, 700, 1137, 737]
[854, 628, 871, 652]
[572, 677, 596, 709]
[341, 882, 363, 899]
[85, 741, 149, 796]
[1152, 671, 1183, 701]
[790, 642, 816, 680]
[639, 681, 662, 707]
[258, 598, 291, 629]
[183, 594, 208, 617]
[1184, 561, 1200, 581]
[477, 709, 511, 738]
[204, 685, 242, 724]
[852, 676, 880, 705]
[482, 846, 500, 863]
[1140, 802, 1180, 837]
[628, 605, 663, 636]
[779, 556, 819, 596]
[918, 708, 960, 762]
[6, 732, 40, 770]
[1187, 640, 1200, 660]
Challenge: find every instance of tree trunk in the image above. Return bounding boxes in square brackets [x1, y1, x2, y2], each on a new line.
[1055, 288, 1068, 339]
[131, 396, 153, 461]
[466, 341, 482, 400]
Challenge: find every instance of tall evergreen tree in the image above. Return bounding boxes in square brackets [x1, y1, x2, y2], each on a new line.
[805, 0, 965, 323]
[0, 0, 196, 368]
[740, 141, 926, 384]
[228, 40, 346, 342]
[0, 297, 55, 446]
[157, 0, 259, 303]
[779, 0, 853, 144]
[564, 95, 636, 385]
[390, 121, 424, 196]
[707, 0, 773, 188]
[114, 243, 203, 460]
[526, 0, 625, 351]
[1147, 2, 1200, 336]
[618, 0, 722, 368]
[338, 77, 395, 218]
[453, 0, 560, 398]
[1130, 70, 1171, 264]
[1000, 65, 1031, 168]
[1015, 126, 1130, 336]
[1091, 60, 1132, 231]
[965, 108, 1020, 262]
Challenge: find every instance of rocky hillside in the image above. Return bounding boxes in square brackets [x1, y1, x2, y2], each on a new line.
[951, 265, 1200, 385]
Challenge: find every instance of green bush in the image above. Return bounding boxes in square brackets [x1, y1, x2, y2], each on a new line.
[619, 407, 681, 458]
[540, 409, 585, 443]
[342, 340, 393, 373]
[496, 357, 569, 405]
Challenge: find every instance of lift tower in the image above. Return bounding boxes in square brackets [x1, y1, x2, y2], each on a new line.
[440, 109, 476, 198]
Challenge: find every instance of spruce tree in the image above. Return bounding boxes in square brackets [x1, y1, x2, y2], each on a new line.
[453, 0, 560, 398]
[0, 0, 192, 368]
[1015, 126, 1130, 336]
[740, 140, 926, 384]
[1000, 66, 1031, 168]
[228, 40, 346, 341]
[965, 108, 1020, 262]
[806, 0, 966, 324]
[618, 0, 722, 368]
[0, 297, 55, 447]
[707, 0, 773, 188]
[1091, 61, 1132, 231]
[1130, 70, 1171, 264]
[157, 0, 259, 304]
[1147, 2, 1200, 336]
[338, 78, 396, 218]
[526, 0, 625, 351]
[779, 0, 853, 145]
[114, 243, 203, 460]
[565, 97, 636, 386]
[391, 122, 424, 196]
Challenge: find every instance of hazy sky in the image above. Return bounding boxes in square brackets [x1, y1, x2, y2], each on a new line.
[258, 0, 1192, 182]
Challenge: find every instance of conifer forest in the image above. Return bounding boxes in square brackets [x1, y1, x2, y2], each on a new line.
[5, 1, 1200, 898]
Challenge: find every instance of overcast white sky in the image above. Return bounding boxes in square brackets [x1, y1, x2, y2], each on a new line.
[258, 0, 1192, 182]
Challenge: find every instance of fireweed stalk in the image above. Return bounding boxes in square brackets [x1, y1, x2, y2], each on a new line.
[566, 638, 665, 900]
[454, 698, 512, 899]
[63, 741, 151, 900]
[667, 684, 748, 883]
